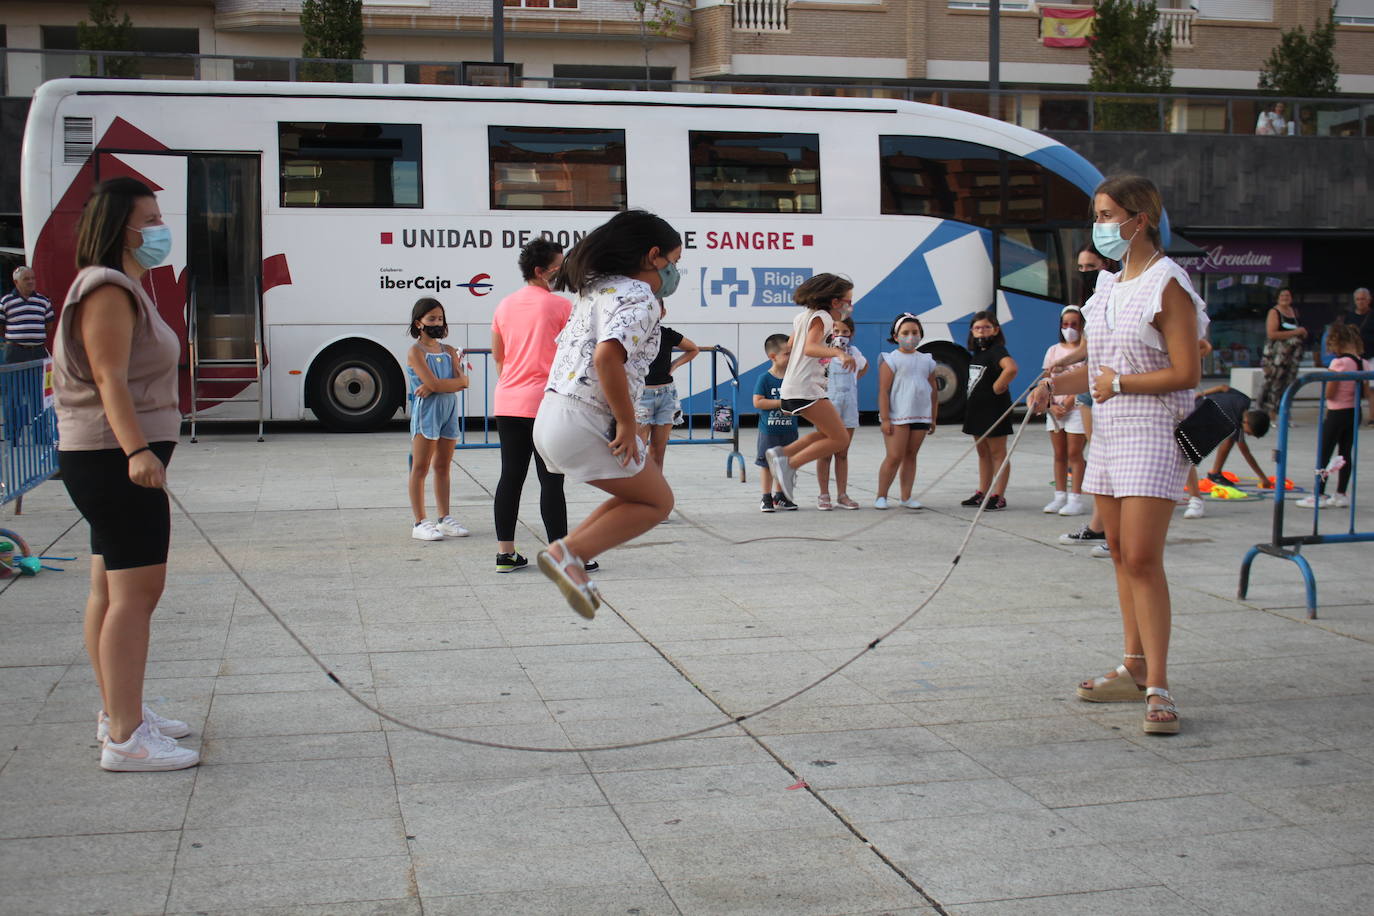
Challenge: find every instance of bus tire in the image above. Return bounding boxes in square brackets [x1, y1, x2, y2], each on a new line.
[922, 341, 969, 424]
[307, 343, 403, 432]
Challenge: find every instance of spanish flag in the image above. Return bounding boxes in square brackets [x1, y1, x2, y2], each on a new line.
[1041, 7, 1095, 48]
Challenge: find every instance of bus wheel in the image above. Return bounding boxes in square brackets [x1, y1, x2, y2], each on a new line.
[308, 344, 401, 432]
[922, 342, 969, 424]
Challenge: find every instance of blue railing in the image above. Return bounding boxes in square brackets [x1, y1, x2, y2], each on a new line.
[1237, 370, 1373, 618]
[0, 358, 59, 512]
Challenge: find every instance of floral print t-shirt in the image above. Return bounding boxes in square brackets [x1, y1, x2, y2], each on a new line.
[546, 275, 661, 415]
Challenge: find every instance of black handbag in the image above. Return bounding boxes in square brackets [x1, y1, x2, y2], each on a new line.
[1173, 396, 1237, 465]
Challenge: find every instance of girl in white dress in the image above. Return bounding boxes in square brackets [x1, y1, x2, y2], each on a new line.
[875, 313, 938, 509]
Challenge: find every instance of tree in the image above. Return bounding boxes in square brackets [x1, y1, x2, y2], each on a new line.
[1258, 10, 1339, 98]
[1088, 0, 1173, 131]
[628, 1, 681, 90]
[77, 0, 139, 79]
[300, 0, 365, 83]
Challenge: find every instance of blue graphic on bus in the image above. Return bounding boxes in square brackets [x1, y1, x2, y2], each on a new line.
[752, 267, 812, 306]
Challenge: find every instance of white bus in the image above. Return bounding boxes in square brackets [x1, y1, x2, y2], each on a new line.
[22, 78, 1104, 431]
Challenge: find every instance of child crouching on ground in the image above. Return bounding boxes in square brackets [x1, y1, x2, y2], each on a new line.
[754, 334, 798, 511]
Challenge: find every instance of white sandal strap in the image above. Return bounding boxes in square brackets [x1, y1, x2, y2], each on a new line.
[1144, 686, 1178, 712]
[1123, 653, 1146, 660]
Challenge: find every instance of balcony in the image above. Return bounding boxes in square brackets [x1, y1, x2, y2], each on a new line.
[1037, 3, 1195, 49]
[734, 0, 788, 32]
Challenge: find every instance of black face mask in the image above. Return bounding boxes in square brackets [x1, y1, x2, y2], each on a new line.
[422, 325, 447, 339]
[973, 336, 997, 350]
[1080, 269, 1100, 298]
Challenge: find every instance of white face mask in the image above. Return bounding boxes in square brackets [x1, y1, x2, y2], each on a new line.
[898, 333, 921, 351]
[1062, 327, 1081, 344]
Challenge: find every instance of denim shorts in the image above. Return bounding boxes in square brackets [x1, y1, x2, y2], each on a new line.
[636, 384, 679, 426]
[755, 427, 798, 467]
[1076, 391, 1093, 408]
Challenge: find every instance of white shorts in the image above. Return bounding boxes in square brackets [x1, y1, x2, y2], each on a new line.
[1046, 408, 1086, 436]
[533, 392, 647, 485]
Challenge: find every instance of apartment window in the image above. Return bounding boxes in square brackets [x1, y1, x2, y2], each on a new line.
[279, 123, 422, 208]
[1335, 0, 1374, 25]
[878, 136, 1083, 227]
[489, 126, 626, 211]
[1194, 0, 1272, 21]
[504, 0, 579, 8]
[690, 131, 821, 214]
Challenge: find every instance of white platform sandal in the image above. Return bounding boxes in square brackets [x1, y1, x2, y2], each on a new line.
[1075, 653, 1148, 703]
[1142, 686, 1181, 735]
[537, 539, 601, 620]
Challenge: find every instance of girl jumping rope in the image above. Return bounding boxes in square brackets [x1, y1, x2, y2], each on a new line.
[766, 273, 858, 503]
[532, 210, 679, 618]
[1042, 306, 1090, 517]
[960, 311, 1018, 510]
[815, 314, 867, 510]
[406, 298, 470, 541]
[874, 313, 938, 510]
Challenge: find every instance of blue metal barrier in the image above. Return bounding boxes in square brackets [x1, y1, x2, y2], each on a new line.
[1, 358, 59, 513]
[445, 346, 746, 480]
[1238, 370, 1373, 618]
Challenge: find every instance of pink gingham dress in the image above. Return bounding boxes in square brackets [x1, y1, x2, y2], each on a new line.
[1081, 258, 1210, 500]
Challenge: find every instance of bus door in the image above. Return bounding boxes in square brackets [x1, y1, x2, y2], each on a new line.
[96, 150, 264, 437]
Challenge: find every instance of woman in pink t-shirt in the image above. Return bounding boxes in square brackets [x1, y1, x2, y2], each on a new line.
[1299, 323, 1370, 508]
[490, 239, 573, 573]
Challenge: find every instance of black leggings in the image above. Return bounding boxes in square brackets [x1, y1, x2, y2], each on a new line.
[493, 415, 567, 543]
[1317, 408, 1354, 494]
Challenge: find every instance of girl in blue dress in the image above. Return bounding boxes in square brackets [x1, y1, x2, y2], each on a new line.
[406, 297, 470, 541]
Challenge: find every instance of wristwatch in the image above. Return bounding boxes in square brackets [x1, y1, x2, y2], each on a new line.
[1111, 374, 1123, 395]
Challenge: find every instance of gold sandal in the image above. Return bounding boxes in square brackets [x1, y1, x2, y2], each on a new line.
[1075, 653, 1147, 703]
[537, 540, 601, 620]
[1143, 687, 1180, 735]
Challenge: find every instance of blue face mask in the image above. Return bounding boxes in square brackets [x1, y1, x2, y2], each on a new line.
[1091, 216, 1137, 262]
[128, 224, 172, 269]
[656, 260, 681, 298]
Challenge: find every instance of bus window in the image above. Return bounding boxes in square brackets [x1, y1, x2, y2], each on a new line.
[689, 131, 821, 214]
[278, 122, 422, 208]
[999, 228, 1066, 301]
[488, 126, 626, 211]
[879, 136, 1083, 226]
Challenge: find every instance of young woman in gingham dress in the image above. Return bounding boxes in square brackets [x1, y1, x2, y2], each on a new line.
[1029, 175, 1209, 735]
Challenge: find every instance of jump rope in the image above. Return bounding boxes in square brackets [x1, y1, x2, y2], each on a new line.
[165, 370, 1050, 754]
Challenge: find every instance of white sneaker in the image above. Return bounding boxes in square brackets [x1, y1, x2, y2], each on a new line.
[1296, 494, 1331, 509]
[435, 516, 470, 537]
[1091, 543, 1112, 559]
[766, 447, 797, 502]
[98, 705, 191, 742]
[873, 496, 889, 510]
[1183, 497, 1206, 520]
[1058, 493, 1089, 517]
[1043, 492, 1068, 514]
[902, 497, 924, 510]
[100, 721, 200, 772]
[1328, 493, 1350, 508]
[412, 520, 444, 540]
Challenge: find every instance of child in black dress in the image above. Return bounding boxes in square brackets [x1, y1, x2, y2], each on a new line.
[960, 310, 1018, 509]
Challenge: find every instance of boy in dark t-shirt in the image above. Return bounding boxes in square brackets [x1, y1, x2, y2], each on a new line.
[1199, 385, 1272, 486]
[754, 334, 799, 512]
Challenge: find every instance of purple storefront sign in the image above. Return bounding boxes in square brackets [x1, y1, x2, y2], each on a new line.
[1174, 240, 1303, 274]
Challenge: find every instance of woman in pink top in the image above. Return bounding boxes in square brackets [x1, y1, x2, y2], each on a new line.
[490, 239, 573, 573]
[53, 177, 199, 771]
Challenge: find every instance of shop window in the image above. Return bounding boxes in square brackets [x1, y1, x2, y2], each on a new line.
[41, 26, 198, 80]
[279, 122, 423, 208]
[551, 64, 673, 91]
[690, 131, 821, 214]
[879, 135, 1084, 227]
[488, 126, 626, 211]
